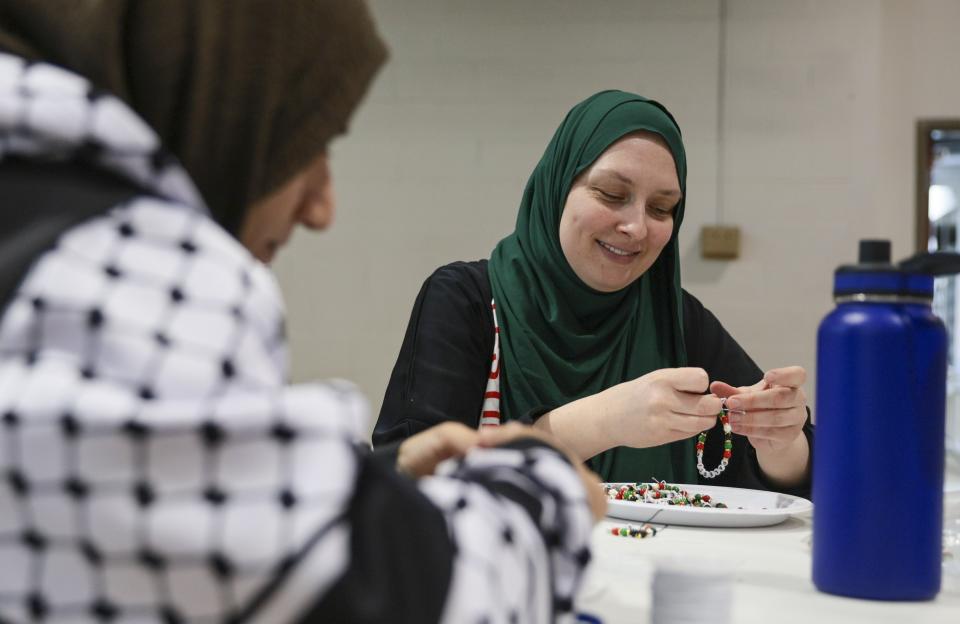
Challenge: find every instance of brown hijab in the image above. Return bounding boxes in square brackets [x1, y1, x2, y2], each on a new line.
[0, 0, 388, 234]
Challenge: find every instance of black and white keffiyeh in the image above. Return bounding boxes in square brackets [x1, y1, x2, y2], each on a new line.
[0, 53, 594, 623]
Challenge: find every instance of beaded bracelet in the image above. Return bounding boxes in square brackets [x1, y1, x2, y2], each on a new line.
[610, 523, 658, 539]
[696, 397, 740, 479]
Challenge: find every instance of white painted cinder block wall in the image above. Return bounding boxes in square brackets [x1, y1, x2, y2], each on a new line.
[273, 0, 960, 428]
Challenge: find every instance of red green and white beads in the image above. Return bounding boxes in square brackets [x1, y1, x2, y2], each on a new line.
[610, 523, 658, 539]
[696, 397, 738, 479]
[603, 481, 727, 508]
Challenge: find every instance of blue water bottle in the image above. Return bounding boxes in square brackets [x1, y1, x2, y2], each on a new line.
[813, 239, 959, 600]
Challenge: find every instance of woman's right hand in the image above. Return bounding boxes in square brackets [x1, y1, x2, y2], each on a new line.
[597, 367, 722, 449]
[535, 367, 722, 461]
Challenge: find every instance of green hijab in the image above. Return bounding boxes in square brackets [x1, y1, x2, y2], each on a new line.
[488, 90, 696, 483]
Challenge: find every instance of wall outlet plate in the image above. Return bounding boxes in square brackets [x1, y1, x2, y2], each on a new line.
[701, 225, 740, 259]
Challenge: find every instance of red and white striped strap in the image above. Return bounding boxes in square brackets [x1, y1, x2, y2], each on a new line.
[479, 298, 501, 427]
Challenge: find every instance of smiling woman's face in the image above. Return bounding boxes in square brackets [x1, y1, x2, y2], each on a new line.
[558, 132, 681, 292]
[240, 153, 335, 263]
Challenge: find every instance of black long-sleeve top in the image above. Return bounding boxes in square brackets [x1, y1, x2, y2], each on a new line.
[374, 260, 813, 499]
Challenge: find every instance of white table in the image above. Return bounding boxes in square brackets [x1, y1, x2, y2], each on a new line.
[576, 492, 960, 623]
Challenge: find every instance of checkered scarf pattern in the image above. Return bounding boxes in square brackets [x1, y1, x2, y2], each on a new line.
[0, 53, 593, 623]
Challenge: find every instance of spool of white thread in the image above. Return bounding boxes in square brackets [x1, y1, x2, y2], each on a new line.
[650, 559, 732, 624]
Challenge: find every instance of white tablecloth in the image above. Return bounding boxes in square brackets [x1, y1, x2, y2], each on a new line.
[576, 493, 960, 623]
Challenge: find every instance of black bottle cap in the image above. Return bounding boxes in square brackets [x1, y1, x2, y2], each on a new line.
[858, 240, 891, 264]
[834, 239, 960, 299]
[834, 239, 900, 296]
[836, 239, 896, 276]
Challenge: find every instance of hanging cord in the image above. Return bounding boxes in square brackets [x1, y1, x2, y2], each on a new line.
[716, 0, 727, 225]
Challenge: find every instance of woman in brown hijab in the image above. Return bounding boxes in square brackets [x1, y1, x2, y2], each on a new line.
[0, 2, 601, 622]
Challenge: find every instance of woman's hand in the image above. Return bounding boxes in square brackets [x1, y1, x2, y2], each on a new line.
[535, 367, 723, 461]
[397, 421, 606, 521]
[600, 367, 724, 447]
[709, 366, 807, 453]
[710, 366, 810, 486]
[479, 423, 607, 521]
[396, 422, 481, 478]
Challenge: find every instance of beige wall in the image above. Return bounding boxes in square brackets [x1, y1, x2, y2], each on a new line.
[274, 0, 960, 425]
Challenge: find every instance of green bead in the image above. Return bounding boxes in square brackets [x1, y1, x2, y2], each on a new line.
[619, 528, 628, 536]
[723, 441, 732, 449]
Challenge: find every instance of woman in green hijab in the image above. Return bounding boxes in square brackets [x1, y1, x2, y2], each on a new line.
[375, 90, 812, 493]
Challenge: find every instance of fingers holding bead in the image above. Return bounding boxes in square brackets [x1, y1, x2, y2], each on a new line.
[763, 366, 807, 389]
[708, 379, 757, 398]
[725, 385, 801, 411]
[727, 407, 805, 429]
[671, 391, 723, 417]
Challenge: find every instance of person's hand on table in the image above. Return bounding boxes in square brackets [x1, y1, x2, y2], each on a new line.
[397, 421, 606, 521]
[710, 366, 810, 486]
[479, 422, 608, 521]
[396, 421, 481, 478]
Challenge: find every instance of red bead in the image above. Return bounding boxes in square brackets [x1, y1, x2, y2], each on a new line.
[702, 495, 711, 502]
[723, 450, 732, 458]
[611, 527, 620, 536]
[653, 491, 661, 499]
[695, 442, 704, 450]
[615, 491, 623, 499]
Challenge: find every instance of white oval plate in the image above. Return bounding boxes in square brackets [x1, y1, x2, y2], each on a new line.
[603, 482, 812, 528]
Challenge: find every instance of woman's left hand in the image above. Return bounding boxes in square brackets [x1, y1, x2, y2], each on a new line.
[709, 366, 808, 453]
